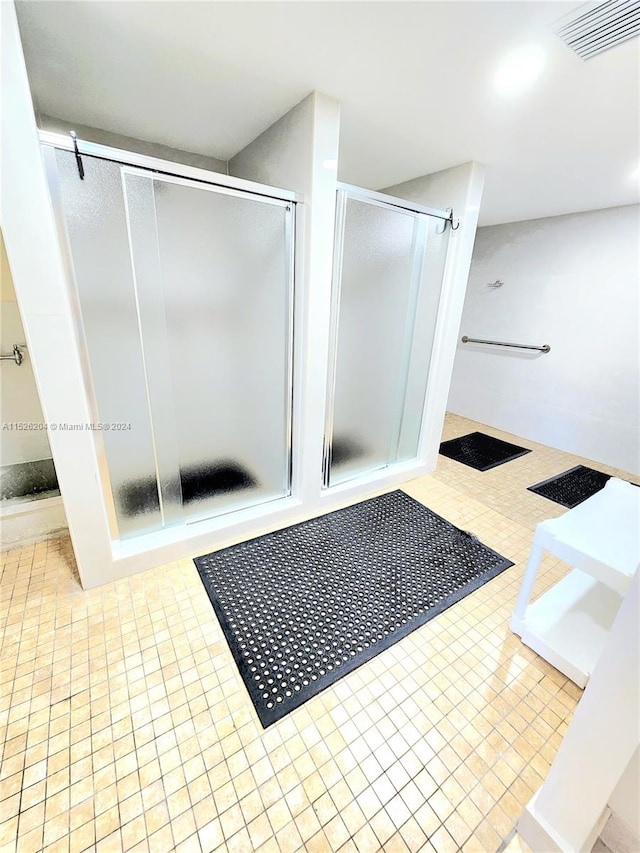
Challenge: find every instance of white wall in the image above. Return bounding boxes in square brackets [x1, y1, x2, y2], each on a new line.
[230, 92, 344, 508]
[0, 229, 52, 465]
[1, 1, 113, 582]
[38, 113, 228, 174]
[518, 570, 640, 853]
[447, 204, 640, 474]
[607, 746, 640, 841]
[229, 94, 317, 191]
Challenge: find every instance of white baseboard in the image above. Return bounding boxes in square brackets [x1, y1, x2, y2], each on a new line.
[0, 494, 68, 549]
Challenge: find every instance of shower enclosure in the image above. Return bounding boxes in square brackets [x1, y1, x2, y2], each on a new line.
[5, 2, 481, 584]
[323, 185, 450, 487]
[38, 135, 458, 557]
[44, 145, 295, 540]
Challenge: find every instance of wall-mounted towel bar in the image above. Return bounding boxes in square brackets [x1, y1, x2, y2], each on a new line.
[0, 345, 25, 366]
[461, 336, 550, 354]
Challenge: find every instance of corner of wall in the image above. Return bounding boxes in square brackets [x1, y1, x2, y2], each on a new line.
[228, 92, 317, 191]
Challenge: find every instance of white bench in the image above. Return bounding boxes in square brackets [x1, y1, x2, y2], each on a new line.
[510, 477, 640, 687]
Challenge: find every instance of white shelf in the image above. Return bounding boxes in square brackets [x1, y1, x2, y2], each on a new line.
[511, 479, 639, 687]
[536, 478, 639, 597]
[517, 570, 623, 688]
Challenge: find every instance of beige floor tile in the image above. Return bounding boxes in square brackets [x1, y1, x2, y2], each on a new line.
[1, 413, 613, 852]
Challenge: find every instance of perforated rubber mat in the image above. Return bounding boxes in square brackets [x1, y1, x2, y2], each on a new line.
[528, 465, 611, 508]
[439, 431, 531, 471]
[194, 490, 513, 726]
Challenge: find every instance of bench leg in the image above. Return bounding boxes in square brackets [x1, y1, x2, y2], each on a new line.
[510, 538, 545, 635]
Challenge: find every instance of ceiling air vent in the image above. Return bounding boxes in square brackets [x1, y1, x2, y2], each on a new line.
[556, 0, 640, 60]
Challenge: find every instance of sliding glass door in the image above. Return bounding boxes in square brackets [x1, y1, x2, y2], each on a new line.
[49, 148, 294, 538]
[122, 170, 293, 525]
[324, 187, 450, 487]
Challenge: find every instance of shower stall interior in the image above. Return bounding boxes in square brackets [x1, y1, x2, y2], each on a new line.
[42, 137, 455, 547]
[324, 185, 450, 486]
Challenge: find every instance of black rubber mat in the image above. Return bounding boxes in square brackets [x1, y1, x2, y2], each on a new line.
[528, 465, 611, 508]
[439, 431, 531, 471]
[194, 490, 513, 727]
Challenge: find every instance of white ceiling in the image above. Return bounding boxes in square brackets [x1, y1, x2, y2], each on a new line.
[16, 0, 640, 225]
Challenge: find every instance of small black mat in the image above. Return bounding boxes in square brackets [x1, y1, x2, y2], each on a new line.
[439, 431, 531, 471]
[194, 490, 513, 726]
[528, 465, 611, 508]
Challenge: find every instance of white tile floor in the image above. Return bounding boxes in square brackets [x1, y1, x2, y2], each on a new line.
[2, 414, 636, 852]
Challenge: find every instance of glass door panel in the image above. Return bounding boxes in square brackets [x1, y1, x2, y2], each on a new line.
[395, 215, 450, 462]
[325, 189, 450, 487]
[53, 149, 163, 538]
[326, 194, 419, 484]
[123, 171, 294, 523]
[49, 146, 294, 538]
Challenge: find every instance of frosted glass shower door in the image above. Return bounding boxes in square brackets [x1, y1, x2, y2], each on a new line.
[325, 189, 450, 486]
[51, 149, 164, 539]
[123, 170, 294, 524]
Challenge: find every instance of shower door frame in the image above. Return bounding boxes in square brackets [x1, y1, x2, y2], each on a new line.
[119, 165, 297, 530]
[40, 130, 303, 544]
[322, 182, 452, 490]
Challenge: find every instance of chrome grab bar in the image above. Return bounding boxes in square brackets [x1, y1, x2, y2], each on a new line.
[0, 345, 24, 366]
[461, 336, 550, 354]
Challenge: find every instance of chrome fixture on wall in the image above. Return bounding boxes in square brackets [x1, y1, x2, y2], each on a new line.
[461, 336, 550, 353]
[0, 344, 24, 365]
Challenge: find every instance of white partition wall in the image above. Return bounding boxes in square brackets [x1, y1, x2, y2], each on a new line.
[229, 92, 342, 518]
[2, 0, 484, 588]
[518, 569, 640, 853]
[1, 1, 114, 586]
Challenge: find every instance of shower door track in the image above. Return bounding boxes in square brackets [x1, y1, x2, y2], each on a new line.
[39, 130, 302, 205]
[336, 182, 451, 223]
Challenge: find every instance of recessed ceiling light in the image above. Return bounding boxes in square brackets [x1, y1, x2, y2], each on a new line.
[494, 45, 546, 96]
